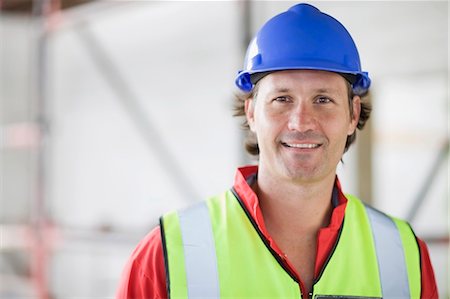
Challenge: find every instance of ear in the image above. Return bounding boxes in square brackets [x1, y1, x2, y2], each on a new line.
[348, 96, 361, 135]
[245, 97, 256, 132]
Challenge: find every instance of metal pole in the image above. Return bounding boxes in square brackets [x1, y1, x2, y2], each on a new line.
[31, 0, 52, 297]
[357, 94, 373, 204]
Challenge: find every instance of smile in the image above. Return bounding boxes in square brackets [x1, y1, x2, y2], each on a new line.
[282, 143, 321, 149]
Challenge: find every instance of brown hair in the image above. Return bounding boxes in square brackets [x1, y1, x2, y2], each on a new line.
[233, 80, 371, 157]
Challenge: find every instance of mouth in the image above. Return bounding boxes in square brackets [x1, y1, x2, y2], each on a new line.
[281, 142, 322, 149]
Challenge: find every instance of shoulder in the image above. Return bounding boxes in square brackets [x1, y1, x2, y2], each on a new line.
[130, 226, 163, 263]
[116, 226, 167, 299]
[415, 238, 438, 297]
[127, 226, 166, 282]
[345, 195, 419, 248]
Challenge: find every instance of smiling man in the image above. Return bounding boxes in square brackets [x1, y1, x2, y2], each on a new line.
[244, 70, 361, 291]
[117, 3, 437, 298]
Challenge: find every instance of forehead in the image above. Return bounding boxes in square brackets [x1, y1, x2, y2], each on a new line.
[257, 70, 348, 95]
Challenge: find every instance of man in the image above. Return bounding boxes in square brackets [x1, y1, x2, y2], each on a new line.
[117, 3, 437, 298]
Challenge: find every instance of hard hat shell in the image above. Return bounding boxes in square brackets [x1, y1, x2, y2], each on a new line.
[235, 3, 371, 95]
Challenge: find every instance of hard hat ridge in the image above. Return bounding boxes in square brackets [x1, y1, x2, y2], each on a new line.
[235, 3, 371, 95]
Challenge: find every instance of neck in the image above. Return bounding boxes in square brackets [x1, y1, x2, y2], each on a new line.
[256, 170, 336, 232]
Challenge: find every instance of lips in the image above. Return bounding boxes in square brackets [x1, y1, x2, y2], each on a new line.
[281, 142, 322, 149]
[280, 132, 325, 150]
[283, 143, 320, 149]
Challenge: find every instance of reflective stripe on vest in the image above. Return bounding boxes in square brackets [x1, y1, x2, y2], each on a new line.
[366, 206, 410, 298]
[162, 192, 421, 298]
[178, 202, 220, 298]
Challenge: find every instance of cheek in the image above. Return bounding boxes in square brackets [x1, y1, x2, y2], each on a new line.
[253, 110, 284, 145]
[258, 110, 286, 136]
[321, 112, 352, 139]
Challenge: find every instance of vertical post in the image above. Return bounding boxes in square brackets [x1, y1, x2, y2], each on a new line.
[31, 0, 53, 298]
[357, 94, 373, 204]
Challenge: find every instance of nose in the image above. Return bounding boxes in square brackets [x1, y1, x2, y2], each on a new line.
[287, 101, 316, 132]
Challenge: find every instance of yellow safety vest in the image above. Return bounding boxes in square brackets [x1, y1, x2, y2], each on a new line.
[161, 190, 421, 298]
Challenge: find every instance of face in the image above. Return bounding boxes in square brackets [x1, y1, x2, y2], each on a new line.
[245, 70, 360, 184]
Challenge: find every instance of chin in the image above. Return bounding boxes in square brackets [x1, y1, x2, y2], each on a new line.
[283, 166, 320, 181]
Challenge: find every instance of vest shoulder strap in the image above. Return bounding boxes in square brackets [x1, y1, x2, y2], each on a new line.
[348, 195, 421, 298]
[365, 203, 412, 297]
[161, 201, 220, 299]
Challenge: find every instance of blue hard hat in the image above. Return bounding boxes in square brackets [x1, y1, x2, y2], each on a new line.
[235, 3, 371, 95]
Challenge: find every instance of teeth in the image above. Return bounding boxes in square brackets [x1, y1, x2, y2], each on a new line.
[286, 143, 319, 149]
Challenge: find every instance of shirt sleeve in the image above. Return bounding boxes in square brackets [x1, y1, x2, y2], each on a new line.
[116, 226, 168, 299]
[418, 238, 438, 299]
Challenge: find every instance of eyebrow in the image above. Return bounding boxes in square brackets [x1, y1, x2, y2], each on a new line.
[314, 88, 338, 94]
[271, 87, 339, 94]
[272, 87, 291, 93]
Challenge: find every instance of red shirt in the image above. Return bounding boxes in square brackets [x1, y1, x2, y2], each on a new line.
[116, 166, 438, 298]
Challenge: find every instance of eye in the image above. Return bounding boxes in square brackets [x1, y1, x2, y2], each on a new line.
[273, 96, 291, 103]
[315, 96, 332, 104]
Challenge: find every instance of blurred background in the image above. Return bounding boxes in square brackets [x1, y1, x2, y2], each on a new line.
[0, 1, 448, 298]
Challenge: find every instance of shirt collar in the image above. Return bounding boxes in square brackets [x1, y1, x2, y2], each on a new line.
[233, 165, 348, 233]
